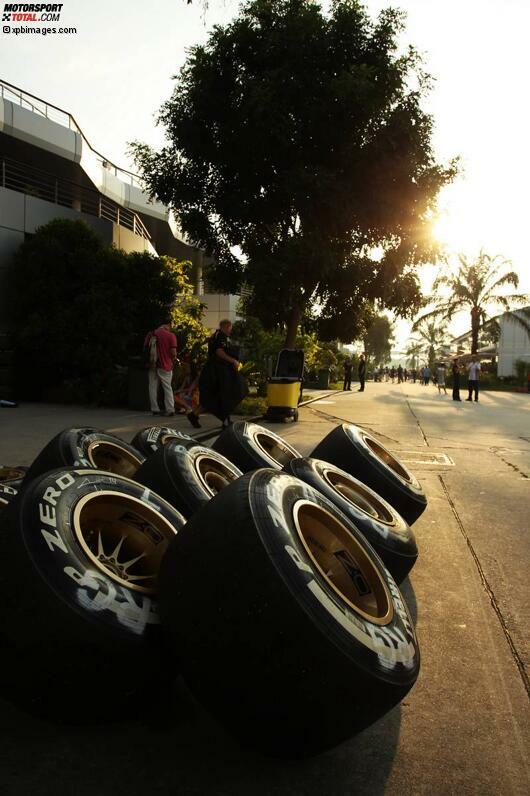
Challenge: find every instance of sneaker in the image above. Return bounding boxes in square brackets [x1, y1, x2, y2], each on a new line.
[465, 398, 472, 401]
[187, 411, 201, 429]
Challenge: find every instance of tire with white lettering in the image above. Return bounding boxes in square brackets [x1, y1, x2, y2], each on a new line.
[311, 425, 427, 524]
[212, 421, 301, 472]
[0, 465, 28, 488]
[135, 442, 242, 519]
[131, 427, 199, 458]
[23, 428, 145, 484]
[283, 458, 417, 583]
[160, 469, 420, 757]
[0, 483, 18, 510]
[0, 468, 185, 719]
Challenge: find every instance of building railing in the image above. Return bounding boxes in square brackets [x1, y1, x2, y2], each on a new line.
[0, 78, 145, 189]
[1, 156, 152, 241]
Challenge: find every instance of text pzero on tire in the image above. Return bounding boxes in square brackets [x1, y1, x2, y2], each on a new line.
[0, 468, 185, 718]
[160, 469, 420, 756]
[311, 424, 427, 524]
[131, 426, 199, 458]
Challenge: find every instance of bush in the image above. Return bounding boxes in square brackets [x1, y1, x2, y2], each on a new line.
[8, 219, 209, 403]
[236, 396, 267, 416]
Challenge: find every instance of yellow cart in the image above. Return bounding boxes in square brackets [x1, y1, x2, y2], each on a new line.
[265, 349, 304, 422]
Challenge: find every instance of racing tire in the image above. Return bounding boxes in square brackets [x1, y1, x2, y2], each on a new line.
[0, 464, 28, 488]
[283, 458, 417, 583]
[135, 442, 243, 519]
[130, 426, 199, 458]
[212, 421, 301, 472]
[159, 469, 420, 757]
[311, 424, 427, 524]
[23, 428, 145, 484]
[0, 468, 185, 719]
[0, 482, 18, 510]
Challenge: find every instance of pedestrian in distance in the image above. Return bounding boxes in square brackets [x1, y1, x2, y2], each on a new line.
[423, 365, 431, 386]
[144, 318, 177, 417]
[343, 358, 353, 391]
[397, 365, 403, 384]
[187, 319, 248, 429]
[358, 353, 366, 392]
[466, 356, 481, 402]
[452, 359, 462, 401]
[436, 363, 448, 395]
[390, 366, 396, 384]
[412, 368, 417, 383]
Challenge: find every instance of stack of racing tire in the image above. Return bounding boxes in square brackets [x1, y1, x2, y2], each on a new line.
[0, 419, 426, 757]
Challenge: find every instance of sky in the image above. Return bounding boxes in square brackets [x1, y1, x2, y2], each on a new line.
[1, 0, 529, 351]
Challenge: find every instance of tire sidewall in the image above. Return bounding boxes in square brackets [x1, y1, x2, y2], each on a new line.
[16, 468, 183, 639]
[161, 443, 242, 515]
[286, 457, 415, 557]
[132, 427, 198, 457]
[237, 422, 301, 469]
[248, 470, 419, 684]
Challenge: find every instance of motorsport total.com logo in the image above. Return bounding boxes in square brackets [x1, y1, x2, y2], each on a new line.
[2, 3, 63, 22]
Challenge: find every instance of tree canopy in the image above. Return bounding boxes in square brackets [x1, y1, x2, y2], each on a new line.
[363, 314, 395, 366]
[133, 0, 456, 345]
[414, 249, 529, 354]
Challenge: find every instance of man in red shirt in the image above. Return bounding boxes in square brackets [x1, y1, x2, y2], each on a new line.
[144, 319, 177, 416]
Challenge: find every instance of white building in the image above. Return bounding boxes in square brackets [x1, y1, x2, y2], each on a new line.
[497, 307, 530, 377]
[0, 78, 239, 336]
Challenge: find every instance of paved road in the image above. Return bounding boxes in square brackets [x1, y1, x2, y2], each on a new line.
[1, 383, 529, 795]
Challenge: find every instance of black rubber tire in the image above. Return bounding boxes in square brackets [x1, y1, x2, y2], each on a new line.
[0, 468, 185, 720]
[159, 469, 420, 757]
[311, 424, 427, 524]
[0, 464, 28, 487]
[212, 421, 301, 472]
[135, 442, 242, 519]
[0, 482, 18, 510]
[130, 426, 199, 458]
[283, 458, 417, 583]
[23, 428, 145, 484]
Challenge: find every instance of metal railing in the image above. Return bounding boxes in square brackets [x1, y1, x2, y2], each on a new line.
[1, 156, 151, 241]
[0, 78, 145, 189]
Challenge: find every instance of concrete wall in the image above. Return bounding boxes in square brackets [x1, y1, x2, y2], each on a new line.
[0, 97, 82, 163]
[497, 309, 530, 376]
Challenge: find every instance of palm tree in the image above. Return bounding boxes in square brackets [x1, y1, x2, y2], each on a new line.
[409, 320, 448, 370]
[414, 250, 529, 354]
[405, 340, 424, 370]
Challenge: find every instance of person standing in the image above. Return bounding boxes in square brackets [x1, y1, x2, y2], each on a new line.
[436, 363, 448, 395]
[358, 353, 366, 392]
[452, 359, 462, 401]
[144, 318, 177, 416]
[466, 357, 481, 402]
[343, 358, 353, 391]
[423, 365, 431, 386]
[397, 364, 403, 383]
[188, 319, 247, 429]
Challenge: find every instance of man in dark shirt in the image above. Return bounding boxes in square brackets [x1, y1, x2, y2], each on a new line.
[343, 358, 353, 391]
[188, 319, 247, 428]
[358, 353, 366, 392]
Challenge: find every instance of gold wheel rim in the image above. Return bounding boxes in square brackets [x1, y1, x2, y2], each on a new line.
[255, 432, 298, 467]
[322, 469, 395, 525]
[86, 441, 143, 479]
[363, 436, 419, 487]
[196, 455, 239, 495]
[293, 500, 393, 625]
[0, 466, 25, 482]
[72, 491, 177, 594]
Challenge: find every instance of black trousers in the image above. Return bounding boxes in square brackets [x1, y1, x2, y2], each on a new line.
[452, 374, 460, 400]
[468, 379, 479, 401]
[343, 374, 352, 390]
[359, 375, 365, 391]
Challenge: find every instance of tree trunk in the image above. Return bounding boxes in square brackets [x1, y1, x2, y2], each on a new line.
[470, 307, 480, 354]
[284, 306, 302, 348]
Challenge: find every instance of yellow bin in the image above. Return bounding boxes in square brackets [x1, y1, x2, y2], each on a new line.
[265, 377, 301, 422]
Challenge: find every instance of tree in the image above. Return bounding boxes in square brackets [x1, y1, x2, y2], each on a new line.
[8, 219, 208, 402]
[408, 319, 447, 370]
[132, 0, 456, 346]
[363, 315, 395, 366]
[414, 249, 529, 355]
[404, 339, 423, 370]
